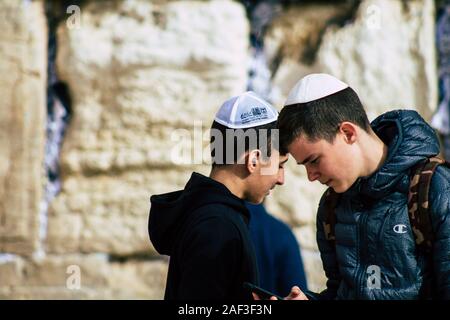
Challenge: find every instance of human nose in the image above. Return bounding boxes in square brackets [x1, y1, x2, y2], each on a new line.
[306, 166, 320, 182]
[276, 170, 285, 186]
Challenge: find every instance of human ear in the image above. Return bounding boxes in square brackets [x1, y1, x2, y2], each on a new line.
[339, 122, 357, 144]
[246, 150, 260, 173]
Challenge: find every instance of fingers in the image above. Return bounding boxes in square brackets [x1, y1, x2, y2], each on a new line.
[286, 286, 300, 299]
[297, 291, 308, 300]
[286, 286, 309, 300]
[252, 292, 279, 300]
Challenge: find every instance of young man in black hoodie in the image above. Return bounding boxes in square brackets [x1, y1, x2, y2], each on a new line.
[149, 91, 290, 300]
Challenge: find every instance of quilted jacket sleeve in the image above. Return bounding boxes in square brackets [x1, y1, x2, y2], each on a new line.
[429, 164, 450, 299]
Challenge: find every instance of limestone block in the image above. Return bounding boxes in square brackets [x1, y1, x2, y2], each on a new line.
[264, 3, 350, 65]
[5, 286, 103, 299]
[0, 287, 12, 299]
[61, 124, 214, 174]
[264, 3, 351, 106]
[0, 254, 167, 299]
[318, 0, 437, 121]
[20, 254, 110, 288]
[0, 256, 25, 287]
[108, 259, 168, 299]
[266, 0, 437, 122]
[46, 213, 83, 253]
[301, 249, 327, 293]
[293, 225, 319, 252]
[56, 0, 249, 173]
[0, 0, 47, 255]
[47, 169, 207, 255]
[265, 161, 326, 227]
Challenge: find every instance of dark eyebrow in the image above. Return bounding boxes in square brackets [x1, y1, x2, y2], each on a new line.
[298, 155, 314, 165]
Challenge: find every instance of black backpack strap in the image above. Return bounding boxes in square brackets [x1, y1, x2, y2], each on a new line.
[408, 156, 448, 254]
[323, 188, 340, 246]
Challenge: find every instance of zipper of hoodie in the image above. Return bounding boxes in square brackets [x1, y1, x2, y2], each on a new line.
[355, 209, 369, 299]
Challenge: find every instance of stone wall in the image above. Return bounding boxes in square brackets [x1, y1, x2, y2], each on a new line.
[0, 0, 438, 299]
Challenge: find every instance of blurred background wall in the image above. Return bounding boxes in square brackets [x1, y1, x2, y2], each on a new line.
[0, 0, 441, 299]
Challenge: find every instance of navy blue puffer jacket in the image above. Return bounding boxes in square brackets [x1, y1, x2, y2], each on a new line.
[316, 110, 450, 300]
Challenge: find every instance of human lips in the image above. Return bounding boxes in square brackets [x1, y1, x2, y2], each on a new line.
[266, 185, 276, 195]
[321, 179, 332, 186]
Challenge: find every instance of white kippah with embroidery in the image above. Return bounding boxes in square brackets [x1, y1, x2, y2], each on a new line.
[214, 91, 278, 129]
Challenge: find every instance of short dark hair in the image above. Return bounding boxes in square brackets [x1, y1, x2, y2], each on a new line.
[210, 120, 284, 167]
[278, 87, 370, 152]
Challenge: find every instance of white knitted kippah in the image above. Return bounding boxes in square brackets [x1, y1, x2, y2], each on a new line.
[284, 73, 349, 106]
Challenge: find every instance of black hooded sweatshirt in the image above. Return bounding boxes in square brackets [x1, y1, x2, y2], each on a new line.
[149, 172, 259, 300]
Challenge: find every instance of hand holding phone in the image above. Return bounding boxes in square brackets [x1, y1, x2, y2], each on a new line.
[243, 282, 284, 300]
[244, 282, 317, 300]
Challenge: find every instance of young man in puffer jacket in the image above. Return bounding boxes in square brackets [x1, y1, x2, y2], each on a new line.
[277, 73, 450, 300]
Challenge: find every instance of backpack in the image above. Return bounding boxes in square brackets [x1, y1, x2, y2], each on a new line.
[322, 156, 450, 255]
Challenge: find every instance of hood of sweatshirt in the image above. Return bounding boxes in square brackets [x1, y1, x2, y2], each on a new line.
[148, 172, 249, 255]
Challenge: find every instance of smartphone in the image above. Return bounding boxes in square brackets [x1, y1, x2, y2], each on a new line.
[243, 282, 284, 300]
[244, 282, 318, 300]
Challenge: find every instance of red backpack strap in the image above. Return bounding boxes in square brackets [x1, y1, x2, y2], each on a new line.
[408, 156, 447, 254]
[323, 188, 340, 245]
